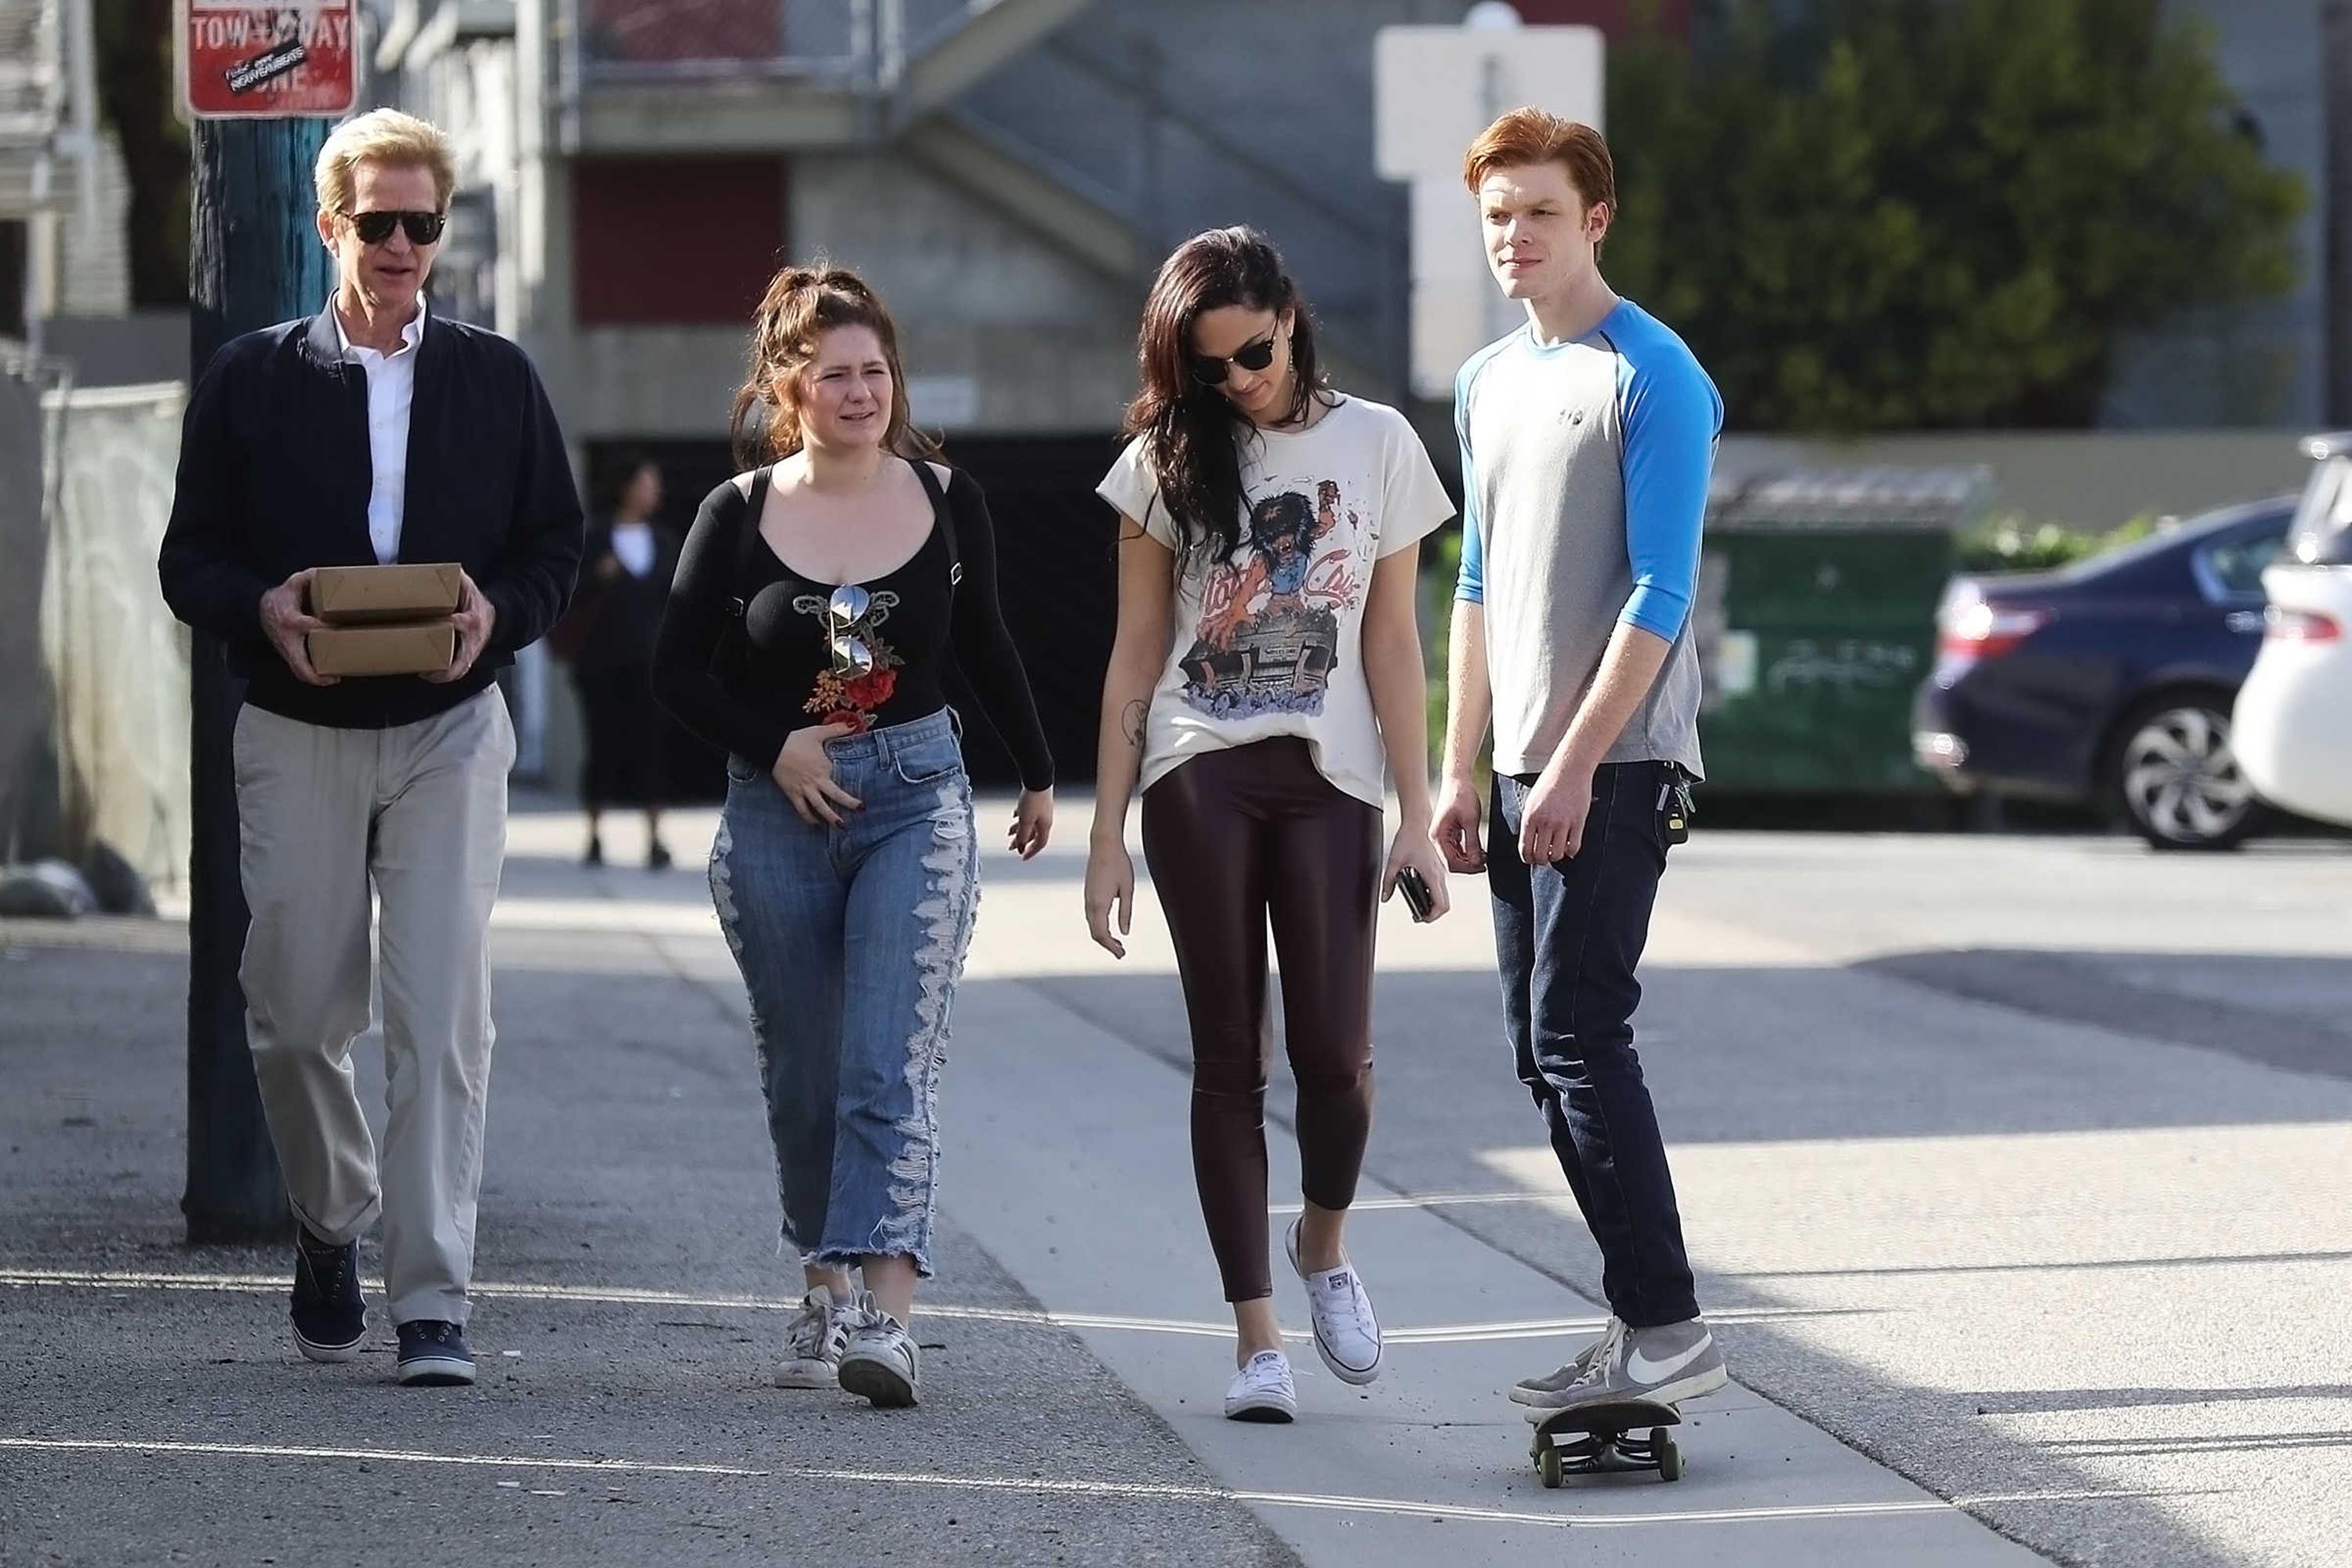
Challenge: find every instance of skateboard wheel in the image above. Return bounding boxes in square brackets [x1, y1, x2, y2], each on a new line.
[1657, 1439, 1682, 1483]
[1538, 1446, 1565, 1489]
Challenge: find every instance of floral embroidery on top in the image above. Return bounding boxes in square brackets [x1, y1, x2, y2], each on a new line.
[795, 589, 904, 732]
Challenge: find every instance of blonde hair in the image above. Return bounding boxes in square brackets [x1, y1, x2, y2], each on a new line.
[314, 109, 456, 216]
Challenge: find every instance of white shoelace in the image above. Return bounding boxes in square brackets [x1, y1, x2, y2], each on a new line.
[786, 1296, 837, 1358]
[1319, 1270, 1378, 1340]
[1238, 1351, 1293, 1392]
[1566, 1318, 1627, 1392]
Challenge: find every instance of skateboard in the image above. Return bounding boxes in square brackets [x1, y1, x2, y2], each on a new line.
[1527, 1397, 1683, 1486]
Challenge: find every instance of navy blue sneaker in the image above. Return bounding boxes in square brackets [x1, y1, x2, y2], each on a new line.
[289, 1233, 365, 1363]
[396, 1319, 477, 1386]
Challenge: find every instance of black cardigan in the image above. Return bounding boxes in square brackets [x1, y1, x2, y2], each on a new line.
[158, 305, 584, 729]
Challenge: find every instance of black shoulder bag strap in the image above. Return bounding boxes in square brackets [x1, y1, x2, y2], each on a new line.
[717, 466, 773, 677]
[908, 457, 962, 591]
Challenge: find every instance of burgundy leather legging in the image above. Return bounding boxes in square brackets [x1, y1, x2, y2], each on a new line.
[1139, 738, 1381, 1302]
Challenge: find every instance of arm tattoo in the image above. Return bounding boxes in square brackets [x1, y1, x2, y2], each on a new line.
[1122, 699, 1148, 749]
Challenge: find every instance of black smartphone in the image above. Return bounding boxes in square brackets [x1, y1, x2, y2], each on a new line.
[1397, 865, 1435, 922]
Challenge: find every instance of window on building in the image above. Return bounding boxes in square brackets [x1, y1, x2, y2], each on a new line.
[572, 158, 786, 326]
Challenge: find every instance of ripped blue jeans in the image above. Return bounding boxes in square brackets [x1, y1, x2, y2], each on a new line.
[710, 708, 979, 1278]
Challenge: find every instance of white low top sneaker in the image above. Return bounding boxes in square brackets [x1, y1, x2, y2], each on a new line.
[837, 1292, 920, 1409]
[773, 1288, 849, 1389]
[1285, 1219, 1382, 1385]
[1224, 1348, 1298, 1423]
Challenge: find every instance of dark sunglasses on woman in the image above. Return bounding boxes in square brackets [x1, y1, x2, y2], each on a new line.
[347, 209, 447, 247]
[1189, 331, 1278, 387]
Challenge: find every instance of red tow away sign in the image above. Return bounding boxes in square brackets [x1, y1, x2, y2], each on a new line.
[179, 0, 360, 120]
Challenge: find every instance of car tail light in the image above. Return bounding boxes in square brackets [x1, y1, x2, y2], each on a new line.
[1937, 599, 2053, 660]
[2263, 607, 2343, 643]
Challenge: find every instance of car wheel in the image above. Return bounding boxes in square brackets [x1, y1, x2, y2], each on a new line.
[2108, 697, 2265, 851]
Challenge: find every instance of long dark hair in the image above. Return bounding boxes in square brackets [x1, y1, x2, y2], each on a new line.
[728, 263, 939, 470]
[1123, 227, 1332, 561]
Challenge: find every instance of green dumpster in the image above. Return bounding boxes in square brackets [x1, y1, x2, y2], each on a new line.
[1693, 467, 1988, 794]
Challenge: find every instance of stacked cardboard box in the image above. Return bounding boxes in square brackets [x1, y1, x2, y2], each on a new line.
[307, 564, 463, 677]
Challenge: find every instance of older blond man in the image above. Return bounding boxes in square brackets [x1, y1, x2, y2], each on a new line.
[160, 110, 582, 1385]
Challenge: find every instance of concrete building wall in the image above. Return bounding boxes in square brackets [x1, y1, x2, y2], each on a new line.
[49, 131, 129, 317]
[521, 151, 1144, 446]
[2099, 0, 2325, 428]
[792, 152, 1141, 432]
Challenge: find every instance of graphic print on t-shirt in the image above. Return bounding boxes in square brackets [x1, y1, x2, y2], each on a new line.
[1178, 476, 1367, 719]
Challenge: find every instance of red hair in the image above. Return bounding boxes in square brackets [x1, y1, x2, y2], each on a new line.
[1461, 107, 1617, 214]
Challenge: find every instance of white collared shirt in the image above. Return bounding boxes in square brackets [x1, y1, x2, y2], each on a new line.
[609, 520, 655, 578]
[332, 299, 427, 564]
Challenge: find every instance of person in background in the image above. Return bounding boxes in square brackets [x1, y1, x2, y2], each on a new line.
[157, 108, 583, 1388]
[560, 454, 681, 869]
[653, 264, 1054, 1408]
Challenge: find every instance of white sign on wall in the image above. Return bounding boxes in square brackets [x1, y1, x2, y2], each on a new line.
[906, 375, 979, 430]
[1374, 13, 1604, 399]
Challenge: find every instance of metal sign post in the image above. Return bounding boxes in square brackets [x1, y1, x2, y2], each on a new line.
[1374, 5, 1603, 400]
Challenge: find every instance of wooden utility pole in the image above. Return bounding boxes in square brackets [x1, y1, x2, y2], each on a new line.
[180, 118, 330, 1243]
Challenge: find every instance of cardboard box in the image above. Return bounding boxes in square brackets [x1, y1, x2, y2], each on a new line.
[307, 621, 457, 677]
[309, 563, 463, 626]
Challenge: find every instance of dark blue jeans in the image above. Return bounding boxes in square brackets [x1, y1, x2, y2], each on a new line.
[1489, 762, 1699, 1328]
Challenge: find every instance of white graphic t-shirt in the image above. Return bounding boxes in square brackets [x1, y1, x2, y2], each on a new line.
[1096, 394, 1454, 809]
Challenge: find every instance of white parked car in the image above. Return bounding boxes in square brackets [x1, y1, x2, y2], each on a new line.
[2233, 433, 2352, 829]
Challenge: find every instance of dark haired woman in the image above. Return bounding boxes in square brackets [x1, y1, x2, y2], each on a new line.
[653, 265, 1054, 1408]
[560, 455, 679, 868]
[1084, 227, 1454, 1421]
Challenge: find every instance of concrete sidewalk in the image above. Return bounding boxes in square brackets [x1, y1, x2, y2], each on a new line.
[3, 797, 2073, 1566]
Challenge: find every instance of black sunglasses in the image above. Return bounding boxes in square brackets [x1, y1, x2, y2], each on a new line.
[1189, 331, 1279, 387]
[347, 209, 446, 246]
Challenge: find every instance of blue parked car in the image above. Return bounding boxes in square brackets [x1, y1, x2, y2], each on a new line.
[1911, 497, 2295, 848]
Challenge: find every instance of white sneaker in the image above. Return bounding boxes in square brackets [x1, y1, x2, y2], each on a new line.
[773, 1289, 849, 1389]
[1285, 1219, 1382, 1385]
[1224, 1348, 1298, 1423]
[837, 1292, 920, 1409]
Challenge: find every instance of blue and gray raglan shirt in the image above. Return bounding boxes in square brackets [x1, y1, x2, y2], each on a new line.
[1454, 299, 1722, 779]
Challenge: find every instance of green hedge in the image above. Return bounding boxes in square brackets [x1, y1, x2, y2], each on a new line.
[1953, 514, 2158, 572]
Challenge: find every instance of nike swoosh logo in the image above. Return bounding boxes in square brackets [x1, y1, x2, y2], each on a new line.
[1625, 1336, 1711, 1384]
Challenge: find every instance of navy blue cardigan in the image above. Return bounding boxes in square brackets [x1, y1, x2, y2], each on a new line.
[158, 304, 584, 730]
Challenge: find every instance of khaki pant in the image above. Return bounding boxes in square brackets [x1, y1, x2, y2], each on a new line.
[233, 688, 514, 1325]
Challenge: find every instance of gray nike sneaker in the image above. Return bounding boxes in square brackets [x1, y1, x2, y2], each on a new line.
[1519, 1316, 1726, 1421]
[1508, 1316, 1624, 1405]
